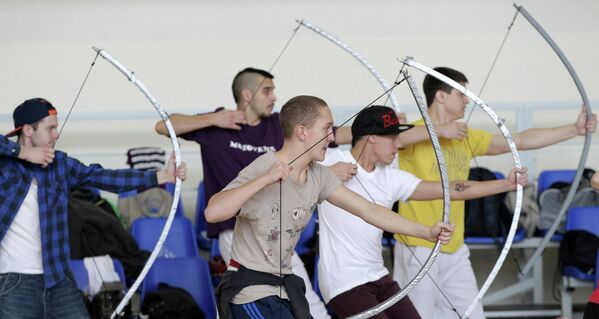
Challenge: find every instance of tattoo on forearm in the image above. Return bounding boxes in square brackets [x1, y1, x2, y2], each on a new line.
[454, 182, 471, 192]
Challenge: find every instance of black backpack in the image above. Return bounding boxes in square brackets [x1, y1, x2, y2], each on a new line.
[141, 283, 205, 319]
[558, 230, 599, 274]
[465, 167, 512, 238]
[86, 282, 131, 319]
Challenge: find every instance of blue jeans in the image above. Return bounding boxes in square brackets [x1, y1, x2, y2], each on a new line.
[0, 272, 90, 319]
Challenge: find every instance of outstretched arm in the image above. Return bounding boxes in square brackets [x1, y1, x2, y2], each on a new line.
[155, 110, 247, 137]
[486, 107, 597, 155]
[410, 168, 528, 201]
[326, 185, 453, 243]
[205, 160, 291, 223]
[399, 122, 469, 146]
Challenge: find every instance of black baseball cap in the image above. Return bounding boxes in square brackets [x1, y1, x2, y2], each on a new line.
[351, 105, 413, 138]
[5, 98, 57, 137]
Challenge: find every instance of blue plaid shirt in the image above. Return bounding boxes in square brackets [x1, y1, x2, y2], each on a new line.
[0, 135, 158, 287]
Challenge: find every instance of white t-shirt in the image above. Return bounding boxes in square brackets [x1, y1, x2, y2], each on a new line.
[317, 148, 421, 302]
[0, 182, 43, 274]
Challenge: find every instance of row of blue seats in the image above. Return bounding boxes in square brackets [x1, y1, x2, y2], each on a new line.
[560, 206, 599, 316]
[130, 216, 217, 317]
[70, 215, 217, 318]
[467, 168, 599, 317]
[70, 256, 217, 318]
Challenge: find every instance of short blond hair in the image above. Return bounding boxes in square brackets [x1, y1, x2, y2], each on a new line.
[279, 95, 328, 139]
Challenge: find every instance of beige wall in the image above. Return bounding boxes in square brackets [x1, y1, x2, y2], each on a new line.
[1, 0, 598, 204]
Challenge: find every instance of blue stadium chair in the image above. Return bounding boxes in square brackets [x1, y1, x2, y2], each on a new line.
[141, 257, 217, 319]
[536, 169, 576, 242]
[194, 180, 211, 250]
[465, 228, 526, 245]
[536, 228, 563, 242]
[131, 217, 199, 257]
[69, 258, 126, 292]
[381, 237, 396, 248]
[560, 206, 599, 318]
[296, 211, 318, 255]
[537, 169, 576, 198]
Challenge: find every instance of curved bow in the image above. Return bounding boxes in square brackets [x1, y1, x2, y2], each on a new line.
[399, 57, 524, 318]
[89, 47, 183, 319]
[512, 3, 593, 277]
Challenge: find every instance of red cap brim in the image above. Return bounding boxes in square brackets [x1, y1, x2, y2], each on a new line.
[5, 127, 22, 138]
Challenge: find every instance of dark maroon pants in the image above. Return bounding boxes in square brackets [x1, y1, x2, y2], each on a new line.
[328, 274, 421, 319]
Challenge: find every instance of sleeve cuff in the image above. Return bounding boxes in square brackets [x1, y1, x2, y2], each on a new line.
[148, 170, 160, 187]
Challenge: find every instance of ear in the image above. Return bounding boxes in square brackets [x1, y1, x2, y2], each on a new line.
[435, 90, 446, 104]
[367, 135, 376, 144]
[21, 124, 34, 137]
[295, 124, 307, 141]
[240, 89, 252, 104]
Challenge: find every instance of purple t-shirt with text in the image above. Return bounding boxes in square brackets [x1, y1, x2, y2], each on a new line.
[181, 110, 284, 237]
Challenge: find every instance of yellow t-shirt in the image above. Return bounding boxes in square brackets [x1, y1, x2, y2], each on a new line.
[396, 119, 493, 253]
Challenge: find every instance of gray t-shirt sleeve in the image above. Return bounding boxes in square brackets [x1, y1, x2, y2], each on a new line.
[222, 165, 254, 192]
[222, 151, 271, 192]
[315, 163, 342, 203]
[221, 152, 274, 219]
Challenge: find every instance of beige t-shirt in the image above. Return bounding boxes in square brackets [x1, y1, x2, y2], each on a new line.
[223, 151, 341, 304]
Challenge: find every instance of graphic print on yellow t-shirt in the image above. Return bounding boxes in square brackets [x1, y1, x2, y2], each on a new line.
[396, 119, 493, 253]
